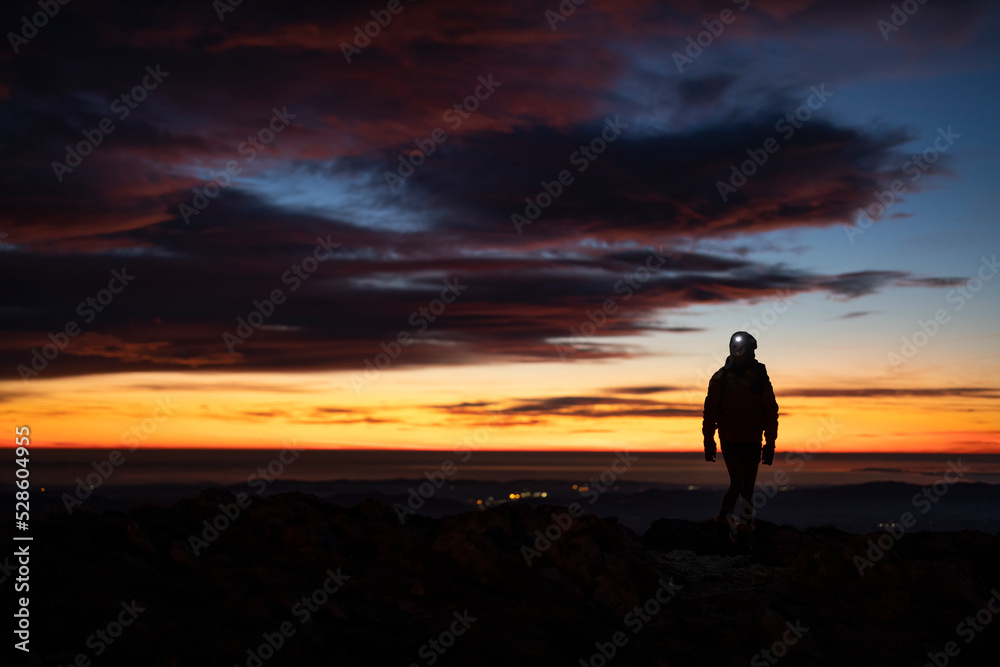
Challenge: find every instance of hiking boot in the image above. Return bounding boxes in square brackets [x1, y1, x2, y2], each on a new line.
[715, 514, 739, 539]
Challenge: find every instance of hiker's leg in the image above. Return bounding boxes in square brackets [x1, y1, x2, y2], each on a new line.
[719, 440, 744, 518]
[737, 443, 761, 524]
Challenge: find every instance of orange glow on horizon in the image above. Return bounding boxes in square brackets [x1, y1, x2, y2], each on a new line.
[4, 364, 997, 455]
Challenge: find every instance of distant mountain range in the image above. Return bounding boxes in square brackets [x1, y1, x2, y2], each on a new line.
[18, 478, 1000, 534]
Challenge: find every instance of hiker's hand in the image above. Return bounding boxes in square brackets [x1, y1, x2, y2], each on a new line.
[761, 444, 775, 465]
[704, 439, 717, 462]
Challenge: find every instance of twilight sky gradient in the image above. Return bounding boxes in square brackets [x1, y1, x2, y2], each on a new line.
[2, 0, 998, 452]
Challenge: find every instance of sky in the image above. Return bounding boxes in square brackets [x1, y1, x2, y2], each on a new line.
[1, 0, 998, 454]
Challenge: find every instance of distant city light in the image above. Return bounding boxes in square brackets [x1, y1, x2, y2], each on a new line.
[475, 489, 549, 508]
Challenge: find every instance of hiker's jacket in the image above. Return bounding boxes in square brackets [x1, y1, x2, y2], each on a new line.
[702, 359, 778, 446]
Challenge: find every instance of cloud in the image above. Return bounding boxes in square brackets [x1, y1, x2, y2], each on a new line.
[1, 0, 995, 381]
[436, 395, 700, 421]
[783, 387, 999, 399]
[809, 271, 968, 299]
[606, 385, 677, 395]
[431, 385, 1000, 423]
[1, 229, 971, 379]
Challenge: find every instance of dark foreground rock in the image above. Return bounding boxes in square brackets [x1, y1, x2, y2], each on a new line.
[6, 490, 999, 666]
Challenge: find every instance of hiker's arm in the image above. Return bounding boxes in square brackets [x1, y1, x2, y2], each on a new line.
[761, 365, 778, 447]
[702, 373, 721, 445]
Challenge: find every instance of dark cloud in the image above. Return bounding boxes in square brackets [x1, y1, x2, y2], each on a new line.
[783, 387, 999, 399]
[812, 272, 914, 299]
[435, 394, 700, 421]
[433, 385, 999, 422]
[1, 0, 993, 380]
[607, 386, 676, 395]
[0, 218, 970, 380]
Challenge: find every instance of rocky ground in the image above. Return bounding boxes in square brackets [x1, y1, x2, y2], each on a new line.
[7, 489, 1000, 666]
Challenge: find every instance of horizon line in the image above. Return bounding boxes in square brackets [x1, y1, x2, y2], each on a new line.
[11, 446, 1000, 456]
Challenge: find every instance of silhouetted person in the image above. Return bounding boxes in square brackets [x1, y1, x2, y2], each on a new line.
[702, 331, 779, 536]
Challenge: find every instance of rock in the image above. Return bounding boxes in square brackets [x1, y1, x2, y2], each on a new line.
[10, 490, 999, 667]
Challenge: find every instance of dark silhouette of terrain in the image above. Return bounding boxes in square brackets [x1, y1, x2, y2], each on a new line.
[7, 490, 1000, 666]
